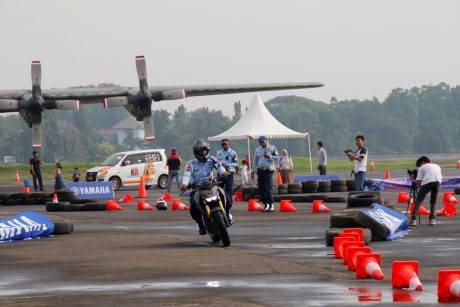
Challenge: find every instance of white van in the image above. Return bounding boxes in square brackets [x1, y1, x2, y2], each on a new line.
[85, 149, 169, 190]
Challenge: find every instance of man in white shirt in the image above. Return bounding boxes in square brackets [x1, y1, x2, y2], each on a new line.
[316, 141, 327, 175]
[346, 135, 368, 191]
[410, 156, 442, 226]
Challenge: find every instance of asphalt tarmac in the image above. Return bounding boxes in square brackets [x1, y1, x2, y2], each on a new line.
[0, 183, 459, 306]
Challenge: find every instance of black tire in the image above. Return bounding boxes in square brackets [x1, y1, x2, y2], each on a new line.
[287, 183, 302, 190]
[64, 203, 85, 211]
[302, 188, 318, 194]
[325, 227, 372, 246]
[318, 186, 331, 193]
[348, 191, 381, 196]
[22, 198, 41, 206]
[346, 180, 357, 191]
[278, 188, 288, 195]
[0, 194, 10, 205]
[454, 186, 460, 195]
[287, 188, 302, 194]
[56, 190, 76, 200]
[4, 199, 19, 206]
[53, 221, 74, 235]
[324, 196, 347, 203]
[42, 198, 53, 205]
[30, 192, 53, 199]
[355, 211, 389, 240]
[69, 198, 99, 204]
[46, 202, 70, 212]
[9, 193, 30, 200]
[109, 176, 122, 191]
[83, 202, 107, 211]
[347, 193, 381, 208]
[318, 180, 331, 188]
[331, 186, 348, 192]
[331, 180, 346, 187]
[278, 183, 288, 189]
[212, 211, 230, 247]
[211, 233, 221, 243]
[157, 174, 168, 189]
[302, 181, 319, 189]
[330, 210, 362, 228]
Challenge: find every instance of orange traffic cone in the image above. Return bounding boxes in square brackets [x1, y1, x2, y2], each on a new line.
[341, 228, 365, 242]
[118, 193, 134, 203]
[342, 241, 364, 264]
[52, 193, 59, 203]
[356, 253, 384, 280]
[233, 191, 243, 201]
[162, 192, 172, 203]
[312, 200, 330, 213]
[275, 172, 282, 186]
[334, 236, 357, 259]
[397, 192, 410, 204]
[14, 170, 20, 183]
[22, 186, 30, 193]
[438, 269, 460, 302]
[409, 201, 430, 216]
[279, 199, 296, 212]
[384, 169, 391, 180]
[444, 192, 455, 203]
[392, 261, 423, 290]
[138, 176, 147, 198]
[137, 199, 154, 211]
[172, 199, 190, 211]
[248, 199, 264, 212]
[106, 200, 123, 211]
[346, 247, 372, 271]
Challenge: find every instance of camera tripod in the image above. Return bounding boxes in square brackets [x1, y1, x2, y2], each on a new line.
[406, 183, 421, 224]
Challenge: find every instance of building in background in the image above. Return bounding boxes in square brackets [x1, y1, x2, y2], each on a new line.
[112, 117, 145, 145]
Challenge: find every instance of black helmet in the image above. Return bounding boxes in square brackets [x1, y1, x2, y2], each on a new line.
[193, 139, 210, 161]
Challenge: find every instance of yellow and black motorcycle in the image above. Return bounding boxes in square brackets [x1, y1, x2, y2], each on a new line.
[190, 180, 231, 247]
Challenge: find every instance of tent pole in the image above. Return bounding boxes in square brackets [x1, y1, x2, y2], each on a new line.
[247, 136, 252, 173]
[307, 134, 313, 173]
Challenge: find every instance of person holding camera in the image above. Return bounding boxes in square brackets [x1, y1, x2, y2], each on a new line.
[410, 156, 442, 226]
[345, 135, 368, 191]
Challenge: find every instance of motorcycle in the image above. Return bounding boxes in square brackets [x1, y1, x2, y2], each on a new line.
[190, 180, 231, 247]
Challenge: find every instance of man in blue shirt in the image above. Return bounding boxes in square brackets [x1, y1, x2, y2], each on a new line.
[217, 139, 238, 221]
[251, 136, 279, 212]
[181, 140, 228, 234]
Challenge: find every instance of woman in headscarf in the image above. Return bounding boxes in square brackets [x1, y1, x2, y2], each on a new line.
[278, 149, 293, 184]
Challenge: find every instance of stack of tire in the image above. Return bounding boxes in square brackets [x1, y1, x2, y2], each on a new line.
[242, 186, 260, 201]
[287, 183, 302, 194]
[328, 191, 392, 242]
[0, 192, 54, 206]
[45, 190, 106, 212]
[277, 184, 288, 195]
[301, 181, 318, 193]
[455, 186, 460, 195]
[331, 180, 347, 192]
[346, 180, 357, 191]
[318, 180, 331, 192]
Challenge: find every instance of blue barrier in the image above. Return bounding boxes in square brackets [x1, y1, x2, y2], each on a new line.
[65, 181, 114, 199]
[0, 211, 54, 242]
[295, 175, 341, 183]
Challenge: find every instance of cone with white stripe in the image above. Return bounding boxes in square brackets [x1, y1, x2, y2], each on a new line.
[52, 193, 58, 203]
[438, 269, 460, 302]
[356, 253, 384, 280]
[392, 261, 423, 290]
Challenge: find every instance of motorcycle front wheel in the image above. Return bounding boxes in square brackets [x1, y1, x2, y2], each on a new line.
[211, 211, 230, 247]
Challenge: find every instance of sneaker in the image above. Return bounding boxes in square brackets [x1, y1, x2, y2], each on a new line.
[429, 219, 437, 226]
[227, 213, 234, 226]
[265, 203, 275, 212]
[198, 224, 207, 235]
[409, 219, 417, 226]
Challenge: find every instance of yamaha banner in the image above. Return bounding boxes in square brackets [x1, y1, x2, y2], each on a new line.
[65, 182, 114, 199]
[362, 204, 409, 240]
[0, 211, 54, 242]
[365, 177, 460, 191]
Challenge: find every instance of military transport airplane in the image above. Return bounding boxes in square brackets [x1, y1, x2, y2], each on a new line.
[0, 56, 323, 148]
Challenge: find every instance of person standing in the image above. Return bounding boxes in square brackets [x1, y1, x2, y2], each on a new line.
[251, 136, 279, 212]
[29, 151, 44, 192]
[410, 156, 442, 226]
[217, 139, 238, 216]
[278, 149, 293, 183]
[72, 167, 80, 182]
[346, 135, 368, 191]
[241, 160, 249, 186]
[54, 162, 64, 190]
[316, 141, 327, 175]
[166, 148, 182, 193]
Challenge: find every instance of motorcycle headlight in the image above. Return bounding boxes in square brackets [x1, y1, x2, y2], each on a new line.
[205, 196, 218, 202]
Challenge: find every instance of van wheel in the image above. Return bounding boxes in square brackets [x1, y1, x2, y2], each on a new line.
[109, 176, 122, 191]
[157, 175, 168, 189]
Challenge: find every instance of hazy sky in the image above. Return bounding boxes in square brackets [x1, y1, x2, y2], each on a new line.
[1, 0, 459, 115]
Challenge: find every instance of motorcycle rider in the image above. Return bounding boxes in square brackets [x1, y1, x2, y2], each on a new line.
[181, 140, 229, 235]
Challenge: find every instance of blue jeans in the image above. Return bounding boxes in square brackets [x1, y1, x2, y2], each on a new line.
[354, 171, 366, 191]
[167, 170, 181, 192]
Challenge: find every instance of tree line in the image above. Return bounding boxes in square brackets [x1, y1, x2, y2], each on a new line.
[0, 83, 458, 163]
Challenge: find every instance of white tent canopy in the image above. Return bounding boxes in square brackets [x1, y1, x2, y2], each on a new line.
[208, 93, 312, 172]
